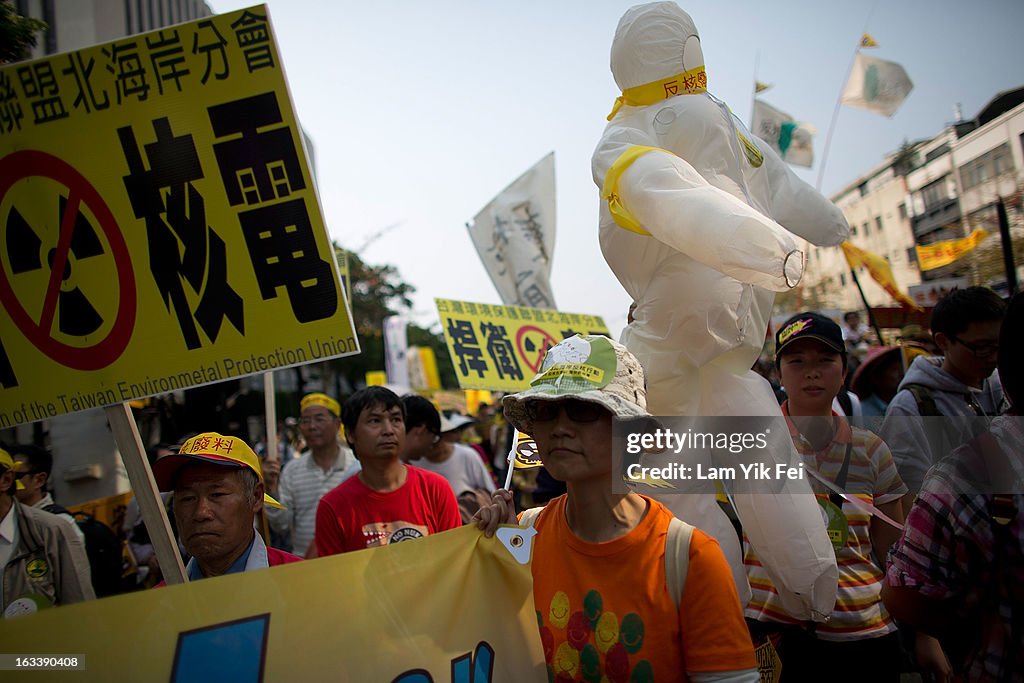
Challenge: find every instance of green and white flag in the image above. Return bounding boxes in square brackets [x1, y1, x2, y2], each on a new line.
[751, 99, 815, 168]
[841, 52, 913, 117]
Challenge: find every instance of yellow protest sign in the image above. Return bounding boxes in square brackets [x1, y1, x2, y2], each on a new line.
[915, 228, 989, 271]
[436, 298, 610, 392]
[0, 525, 545, 681]
[0, 6, 357, 428]
[68, 491, 134, 536]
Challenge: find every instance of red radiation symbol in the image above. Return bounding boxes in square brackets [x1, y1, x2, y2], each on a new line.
[0, 150, 136, 370]
[515, 325, 558, 374]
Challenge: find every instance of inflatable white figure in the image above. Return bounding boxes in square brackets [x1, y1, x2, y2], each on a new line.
[592, 2, 846, 621]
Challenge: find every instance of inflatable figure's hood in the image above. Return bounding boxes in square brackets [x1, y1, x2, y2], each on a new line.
[611, 2, 705, 91]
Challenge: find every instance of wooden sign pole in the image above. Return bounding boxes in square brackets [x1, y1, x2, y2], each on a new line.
[105, 403, 187, 585]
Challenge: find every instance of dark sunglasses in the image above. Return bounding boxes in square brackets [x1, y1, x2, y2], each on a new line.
[526, 399, 607, 424]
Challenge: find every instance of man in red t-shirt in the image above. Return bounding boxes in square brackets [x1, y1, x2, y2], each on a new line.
[314, 387, 461, 555]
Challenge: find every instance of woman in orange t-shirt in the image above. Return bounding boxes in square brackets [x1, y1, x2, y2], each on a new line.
[475, 335, 757, 682]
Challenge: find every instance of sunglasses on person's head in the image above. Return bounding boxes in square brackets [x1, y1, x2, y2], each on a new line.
[526, 399, 608, 424]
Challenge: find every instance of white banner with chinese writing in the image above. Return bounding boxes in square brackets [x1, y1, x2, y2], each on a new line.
[467, 153, 557, 309]
[383, 315, 409, 387]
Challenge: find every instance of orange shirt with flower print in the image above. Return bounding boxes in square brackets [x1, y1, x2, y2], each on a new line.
[526, 495, 756, 682]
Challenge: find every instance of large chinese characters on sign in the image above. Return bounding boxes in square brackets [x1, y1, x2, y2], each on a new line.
[436, 298, 610, 392]
[0, 6, 358, 426]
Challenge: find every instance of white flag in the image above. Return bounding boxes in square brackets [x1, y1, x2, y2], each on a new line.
[751, 99, 815, 168]
[382, 315, 409, 388]
[841, 52, 913, 117]
[467, 152, 557, 309]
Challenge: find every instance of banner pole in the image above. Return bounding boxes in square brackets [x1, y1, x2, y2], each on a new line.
[263, 372, 278, 465]
[849, 267, 885, 343]
[817, 2, 879, 191]
[105, 403, 187, 585]
[815, 46, 858, 192]
[503, 429, 520, 490]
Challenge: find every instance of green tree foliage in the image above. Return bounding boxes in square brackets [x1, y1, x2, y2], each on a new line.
[329, 246, 456, 391]
[0, 2, 47, 64]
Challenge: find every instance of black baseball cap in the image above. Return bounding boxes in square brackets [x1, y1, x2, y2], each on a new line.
[776, 312, 845, 356]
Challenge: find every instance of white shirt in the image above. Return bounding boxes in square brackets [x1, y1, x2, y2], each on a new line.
[265, 444, 356, 555]
[413, 443, 496, 496]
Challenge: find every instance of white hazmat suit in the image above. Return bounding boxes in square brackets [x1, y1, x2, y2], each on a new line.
[592, 2, 846, 621]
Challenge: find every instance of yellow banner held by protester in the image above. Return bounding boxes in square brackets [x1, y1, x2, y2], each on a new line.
[841, 242, 922, 311]
[915, 228, 989, 271]
[0, 6, 358, 428]
[0, 525, 545, 681]
[436, 298, 610, 392]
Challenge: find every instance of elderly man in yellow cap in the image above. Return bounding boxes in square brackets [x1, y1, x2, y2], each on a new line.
[153, 433, 302, 582]
[264, 393, 357, 557]
[0, 447, 94, 617]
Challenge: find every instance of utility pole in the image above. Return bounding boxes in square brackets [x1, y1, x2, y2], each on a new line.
[997, 198, 1018, 296]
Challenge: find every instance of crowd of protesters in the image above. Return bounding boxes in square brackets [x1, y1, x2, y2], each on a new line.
[1, 286, 1020, 682]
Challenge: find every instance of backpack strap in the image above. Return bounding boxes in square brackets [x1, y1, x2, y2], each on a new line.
[43, 502, 70, 516]
[836, 389, 853, 418]
[522, 507, 696, 605]
[903, 383, 939, 417]
[665, 517, 695, 606]
[519, 506, 544, 528]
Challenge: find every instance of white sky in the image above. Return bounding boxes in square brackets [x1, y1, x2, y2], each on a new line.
[212, 0, 1024, 338]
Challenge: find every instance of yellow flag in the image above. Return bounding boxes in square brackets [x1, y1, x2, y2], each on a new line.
[915, 228, 989, 271]
[754, 80, 772, 94]
[860, 32, 878, 48]
[513, 432, 543, 469]
[841, 241, 923, 311]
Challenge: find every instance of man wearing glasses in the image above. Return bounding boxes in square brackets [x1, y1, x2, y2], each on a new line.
[264, 392, 357, 557]
[882, 286, 1006, 499]
[10, 444, 85, 545]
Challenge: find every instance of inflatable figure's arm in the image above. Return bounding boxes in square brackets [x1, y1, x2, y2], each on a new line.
[603, 145, 803, 291]
[758, 139, 849, 247]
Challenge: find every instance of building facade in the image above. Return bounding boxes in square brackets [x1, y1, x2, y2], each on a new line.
[800, 89, 1024, 317]
[17, 0, 212, 57]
